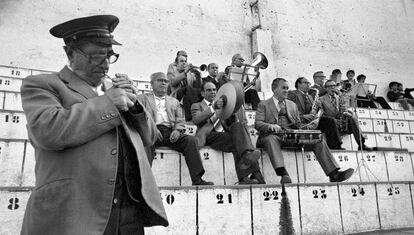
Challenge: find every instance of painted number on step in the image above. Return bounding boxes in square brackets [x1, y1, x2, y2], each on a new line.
[383, 136, 392, 141]
[306, 154, 316, 161]
[394, 155, 404, 162]
[366, 154, 376, 162]
[203, 152, 210, 160]
[263, 190, 279, 201]
[216, 193, 232, 204]
[338, 155, 349, 162]
[406, 136, 414, 141]
[312, 189, 327, 199]
[351, 187, 365, 197]
[8, 198, 19, 210]
[387, 186, 400, 196]
[160, 194, 175, 205]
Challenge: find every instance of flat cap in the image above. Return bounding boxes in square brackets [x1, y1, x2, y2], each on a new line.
[49, 15, 121, 45]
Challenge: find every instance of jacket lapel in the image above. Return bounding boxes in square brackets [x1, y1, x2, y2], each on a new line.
[165, 96, 174, 123]
[59, 66, 98, 99]
[147, 93, 157, 121]
[268, 98, 279, 123]
[296, 90, 306, 112]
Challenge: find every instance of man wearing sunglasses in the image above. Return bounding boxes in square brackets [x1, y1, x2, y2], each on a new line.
[20, 15, 167, 235]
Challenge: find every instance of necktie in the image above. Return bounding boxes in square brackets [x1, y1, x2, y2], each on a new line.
[209, 103, 224, 132]
[331, 95, 337, 109]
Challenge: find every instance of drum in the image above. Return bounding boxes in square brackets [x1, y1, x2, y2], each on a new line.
[279, 130, 322, 146]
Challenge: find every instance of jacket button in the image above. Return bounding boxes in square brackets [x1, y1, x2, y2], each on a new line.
[101, 116, 106, 120]
[107, 179, 115, 185]
[110, 113, 117, 117]
[111, 149, 117, 155]
[106, 114, 111, 119]
[113, 198, 118, 204]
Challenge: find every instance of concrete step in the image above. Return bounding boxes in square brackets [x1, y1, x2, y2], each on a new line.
[2, 182, 414, 234]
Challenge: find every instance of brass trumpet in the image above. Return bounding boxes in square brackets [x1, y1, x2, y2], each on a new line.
[190, 64, 207, 72]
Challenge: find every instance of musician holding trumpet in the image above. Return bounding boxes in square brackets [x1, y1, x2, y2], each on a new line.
[255, 78, 354, 184]
[20, 15, 168, 234]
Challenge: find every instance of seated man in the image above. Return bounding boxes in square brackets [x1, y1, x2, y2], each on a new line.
[315, 80, 372, 150]
[387, 81, 414, 110]
[288, 77, 343, 149]
[138, 72, 213, 185]
[191, 81, 265, 184]
[355, 74, 391, 109]
[256, 78, 354, 184]
[311, 71, 327, 97]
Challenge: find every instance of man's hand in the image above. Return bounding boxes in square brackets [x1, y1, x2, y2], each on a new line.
[184, 63, 192, 73]
[169, 130, 181, 143]
[156, 129, 163, 142]
[268, 124, 282, 133]
[112, 73, 138, 95]
[105, 87, 134, 112]
[343, 111, 353, 117]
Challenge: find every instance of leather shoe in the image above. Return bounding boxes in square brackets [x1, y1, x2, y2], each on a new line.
[239, 150, 261, 170]
[239, 177, 259, 185]
[329, 168, 354, 182]
[192, 178, 214, 186]
[280, 175, 292, 184]
[358, 144, 372, 151]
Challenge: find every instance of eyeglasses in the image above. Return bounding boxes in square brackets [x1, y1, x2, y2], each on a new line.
[75, 48, 119, 65]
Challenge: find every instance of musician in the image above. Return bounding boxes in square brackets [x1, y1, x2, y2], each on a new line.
[202, 63, 220, 88]
[315, 80, 372, 151]
[387, 81, 414, 110]
[182, 68, 203, 121]
[356, 74, 391, 109]
[20, 15, 167, 234]
[231, 53, 261, 110]
[311, 71, 327, 97]
[191, 81, 265, 184]
[138, 72, 213, 186]
[345, 70, 356, 86]
[288, 77, 343, 149]
[255, 78, 354, 184]
[167, 50, 192, 99]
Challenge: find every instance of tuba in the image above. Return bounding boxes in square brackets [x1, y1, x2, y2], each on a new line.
[228, 52, 268, 91]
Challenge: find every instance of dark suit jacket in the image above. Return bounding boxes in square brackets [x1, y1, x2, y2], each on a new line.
[288, 89, 314, 114]
[255, 98, 301, 137]
[138, 93, 185, 132]
[191, 99, 247, 146]
[20, 66, 168, 235]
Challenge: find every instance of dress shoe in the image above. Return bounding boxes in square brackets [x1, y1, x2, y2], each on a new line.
[280, 175, 292, 184]
[238, 177, 259, 185]
[192, 178, 214, 186]
[358, 144, 373, 151]
[329, 168, 354, 182]
[239, 150, 261, 170]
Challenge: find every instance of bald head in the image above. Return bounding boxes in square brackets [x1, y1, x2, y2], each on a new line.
[231, 53, 244, 67]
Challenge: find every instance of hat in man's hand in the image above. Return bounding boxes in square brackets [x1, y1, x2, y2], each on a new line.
[49, 15, 121, 45]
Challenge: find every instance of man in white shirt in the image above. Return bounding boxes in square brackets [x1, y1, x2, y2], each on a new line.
[138, 72, 213, 185]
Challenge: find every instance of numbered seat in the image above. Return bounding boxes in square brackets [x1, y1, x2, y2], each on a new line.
[0, 190, 31, 235]
[0, 66, 31, 79]
[387, 110, 405, 120]
[372, 119, 394, 133]
[299, 185, 342, 234]
[370, 109, 388, 119]
[0, 141, 25, 186]
[0, 112, 28, 140]
[358, 118, 373, 132]
[198, 187, 251, 234]
[245, 110, 256, 126]
[388, 102, 406, 110]
[353, 108, 371, 118]
[298, 151, 328, 183]
[331, 151, 360, 182]
[404, 111, 414, 121]
[181, 147, 225, 185]
[384, 151, 414, 181]
[4, 92, 23, 111]
[375, 134, 401, 149]
[356, 151, 388, 181]
[399, 134, 414, 152]
[0, 76, 25, 93]
[392, 120, 410, 133]
[410, 121, 414, 134]
[376, 183, 414, 229]
[341, 134, 353, 150]
[338, 184, 380, 233]
[152, 148, 181, 186]
[145, 188, 197, 235]
[251, 185, 301, 234]
[136, 80, 152, 93]
[350, 133, 377, 150]
[183, 124, 197, 136]
[261, 150, 302, 184]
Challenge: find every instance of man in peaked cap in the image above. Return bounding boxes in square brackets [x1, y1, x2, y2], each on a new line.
[20, 15, 168, 235]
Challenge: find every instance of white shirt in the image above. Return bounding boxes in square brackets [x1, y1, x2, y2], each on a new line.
[203, 99, 223, 132]
[272, 96, 284, 112]
[155, 95, 170, 126]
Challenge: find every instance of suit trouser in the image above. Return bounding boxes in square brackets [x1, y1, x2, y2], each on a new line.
[317, 116, 342, 148]
[346, 117, 365, 146]
[205, 122, 262, 181]
[260, 134, 339, 176]
[155, 125, 205, 183]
